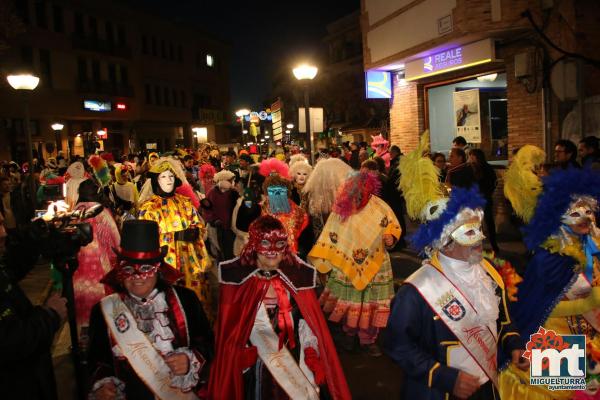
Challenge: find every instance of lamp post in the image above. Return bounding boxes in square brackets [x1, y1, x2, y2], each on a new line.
[293, 64, 318, 164]
[51, 122, 64, 154]
[235, 108, 250, 143]
[7, 73, 39, 203]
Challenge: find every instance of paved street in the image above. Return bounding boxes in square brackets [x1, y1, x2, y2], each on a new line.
[19, 220, 528, 399]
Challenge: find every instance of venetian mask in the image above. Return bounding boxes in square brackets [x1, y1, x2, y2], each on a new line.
[451, 221, 486, 246]
[158, 170, 175, 193]
[295, 171, 308, 185]
[255, 230, 289, 257]
[117, 263, 159, 281]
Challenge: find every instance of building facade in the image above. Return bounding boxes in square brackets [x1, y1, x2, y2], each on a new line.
[361, 0, 600, 158]
[361, 0, 600, 231]
[0, 0, 231, 163]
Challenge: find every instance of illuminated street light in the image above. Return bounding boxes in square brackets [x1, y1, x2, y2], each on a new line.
[51, 123, 64, 154]
[51, 123, 64, 131]
[285, 129, 291, 134]
[292, 64, 318, 80]
[235, 108, 250, 117]
[286, 123, 294, 129]
[293, 63, 318, 164]
[264, 135, 270, 139]
[7, 72, 39, 201]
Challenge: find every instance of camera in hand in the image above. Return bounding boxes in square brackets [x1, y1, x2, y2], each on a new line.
[31, 203, 103, 263]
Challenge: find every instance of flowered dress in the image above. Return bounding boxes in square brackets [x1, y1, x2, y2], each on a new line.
[72, 203, 120, 337]
[309, 195, 401, 330]
[139, 193, 212, 317]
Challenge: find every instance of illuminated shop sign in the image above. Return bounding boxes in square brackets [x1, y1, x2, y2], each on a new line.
[405, 39, 495, 81]
[83, 100, 112, 112]
[365, 71, 392, 99]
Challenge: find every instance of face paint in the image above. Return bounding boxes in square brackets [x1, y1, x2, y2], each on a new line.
[117, 262, 159, 281]
[158, 170, 175, 193]
[451, 222, 485, 246]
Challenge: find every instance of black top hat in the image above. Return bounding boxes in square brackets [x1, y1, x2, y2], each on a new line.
[114, 220, 166, 264]
[103, 220, 181, 288]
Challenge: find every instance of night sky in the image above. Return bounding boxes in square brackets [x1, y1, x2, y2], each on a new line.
[127, 0, 360, 111]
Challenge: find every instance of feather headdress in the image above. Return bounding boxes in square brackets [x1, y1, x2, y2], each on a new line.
[398, 131, 443, 221]
[523, 167, 600, 250]
[333, 171, 381, 220]
[503, 145, 546, 223]
[259, 158, 290, 179]
[88, 155, 112, 187]
[410, 186, 486, 254]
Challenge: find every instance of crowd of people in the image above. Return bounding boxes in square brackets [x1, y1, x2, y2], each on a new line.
[0, 132, 599, 400]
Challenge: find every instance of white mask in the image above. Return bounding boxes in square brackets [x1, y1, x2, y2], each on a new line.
[158, 170, 175, 193]
[450, 222, 485, 246]
[295, 171, 308, 185]
[218, 180, 232, 192]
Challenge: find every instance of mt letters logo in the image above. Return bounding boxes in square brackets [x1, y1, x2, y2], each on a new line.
[523, 327, 586, 391]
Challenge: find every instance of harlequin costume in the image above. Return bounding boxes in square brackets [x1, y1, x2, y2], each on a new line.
[385, 133, 522, 400]
[87, 220, 214, 399]
[208, 216, 351, 400]
[308, 171, 401, 350]
[259, 159, 308, 253]
[138, 159, 213, 318]
[500, 149, 600, 400]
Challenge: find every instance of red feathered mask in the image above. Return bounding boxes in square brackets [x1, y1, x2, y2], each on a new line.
[240, 215, 298, 268]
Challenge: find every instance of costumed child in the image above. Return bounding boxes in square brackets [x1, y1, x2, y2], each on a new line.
[209, 216, 351, 400]
[259, 158, 308, 253]
[87, 220, 213, 400]
[500, 147, 600, 400]
[202, 169, 239, 261]
[386, 133, 526, 400]
[302, 158, 352, 239]
[308, 170, 401, 356]
[370, 134, 391, 169]
[138, 159, 212, 317]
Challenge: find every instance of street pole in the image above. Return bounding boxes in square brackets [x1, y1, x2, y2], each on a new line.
[23, 95, 36, 205]
[303, 84, 314, 165]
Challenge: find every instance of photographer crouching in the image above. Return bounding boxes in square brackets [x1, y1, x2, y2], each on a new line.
[0, 215, 68, 400]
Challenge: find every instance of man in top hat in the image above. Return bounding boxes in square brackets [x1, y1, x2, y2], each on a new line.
[87, 220, 213, 400]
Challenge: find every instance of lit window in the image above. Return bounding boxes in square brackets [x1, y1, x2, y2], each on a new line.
[206, 54, 214, 67]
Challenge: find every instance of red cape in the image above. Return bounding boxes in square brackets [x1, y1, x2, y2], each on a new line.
[208, 258, 351, 400]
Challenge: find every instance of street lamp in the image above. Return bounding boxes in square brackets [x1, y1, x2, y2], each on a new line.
[286, 123, 294, 129]
[293, 63, 318, 164]
[235, 108, 250, 139]
[51, 123, 64, 154]
[7, 73, 39, 203]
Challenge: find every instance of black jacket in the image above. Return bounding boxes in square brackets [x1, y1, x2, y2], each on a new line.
[0, 244, 60, 400]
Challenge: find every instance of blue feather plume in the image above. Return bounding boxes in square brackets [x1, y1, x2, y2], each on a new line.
[409, 186, 486, 254]
[523, 167, 600, 250]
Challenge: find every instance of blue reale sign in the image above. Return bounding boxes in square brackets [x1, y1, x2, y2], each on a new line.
[365, 71, 392, 99]
[423, 47, 463, 72]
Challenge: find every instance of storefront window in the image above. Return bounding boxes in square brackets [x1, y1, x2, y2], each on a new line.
[426, 72, 508, 161]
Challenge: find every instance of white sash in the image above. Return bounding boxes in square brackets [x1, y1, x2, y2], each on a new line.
[566, 273, 600, 332]
[100, 294, 199, 400]
[249, 303, 319, 400]
[406, 264, 499, 387]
